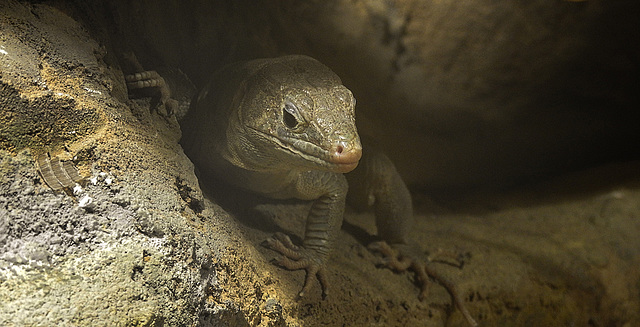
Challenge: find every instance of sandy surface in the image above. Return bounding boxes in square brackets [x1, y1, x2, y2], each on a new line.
[205, 161, 640, 326]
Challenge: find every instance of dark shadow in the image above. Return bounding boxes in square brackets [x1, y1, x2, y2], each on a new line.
[341, 219, 378, 246]
[421, 159, 640, 216]
[197, 171, 303, 240]
[197, 166, 383, 248]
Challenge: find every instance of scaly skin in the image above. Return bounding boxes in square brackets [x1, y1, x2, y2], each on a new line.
[180, 55, 362, 298]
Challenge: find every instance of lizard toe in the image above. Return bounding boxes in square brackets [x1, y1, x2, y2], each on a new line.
[368, 241, 478, 327]
[263, 233, 303, 260]
[263, 232, 329, 299]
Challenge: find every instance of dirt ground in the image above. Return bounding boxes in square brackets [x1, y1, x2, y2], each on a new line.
[2, 1, 639, 326]
[209, 161, 640, 326]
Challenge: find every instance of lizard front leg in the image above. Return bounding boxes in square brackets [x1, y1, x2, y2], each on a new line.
[347, 144, 478, 326]
[346, 143, 413, 245]
[263, 171, 347, 299]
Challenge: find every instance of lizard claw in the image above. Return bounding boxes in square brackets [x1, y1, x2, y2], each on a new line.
[263, 232, 329, 299]
[368, 241, 414, 271]
[368, 241, 478, 327]
[125, 70, 176, 116]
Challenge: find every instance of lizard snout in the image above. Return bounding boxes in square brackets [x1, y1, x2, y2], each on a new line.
[328, 140, 362, 173]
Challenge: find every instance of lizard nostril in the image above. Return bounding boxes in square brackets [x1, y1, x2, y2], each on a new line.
[330, 140, 362, 170]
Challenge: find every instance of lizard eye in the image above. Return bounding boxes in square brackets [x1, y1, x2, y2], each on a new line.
[283, 102, 305, 131]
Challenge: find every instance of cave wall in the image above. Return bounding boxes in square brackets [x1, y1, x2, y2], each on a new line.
[60, 0, 640, 192]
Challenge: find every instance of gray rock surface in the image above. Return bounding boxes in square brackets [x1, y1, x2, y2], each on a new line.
[0, 2, 269, 325]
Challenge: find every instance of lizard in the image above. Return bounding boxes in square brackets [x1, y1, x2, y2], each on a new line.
[179, 55, 361, 299]
[126, 54, 476, 326]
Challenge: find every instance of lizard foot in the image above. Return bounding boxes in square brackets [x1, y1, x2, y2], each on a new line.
[263, 232, 329, 299]
[125, 70, 178, 116]
[368, 241, 478, 327]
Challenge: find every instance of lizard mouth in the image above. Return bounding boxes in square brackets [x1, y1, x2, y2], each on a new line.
[250, 128, 361, 172]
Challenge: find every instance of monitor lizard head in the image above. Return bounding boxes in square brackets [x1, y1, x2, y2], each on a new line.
[225, 55, 362, 173]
